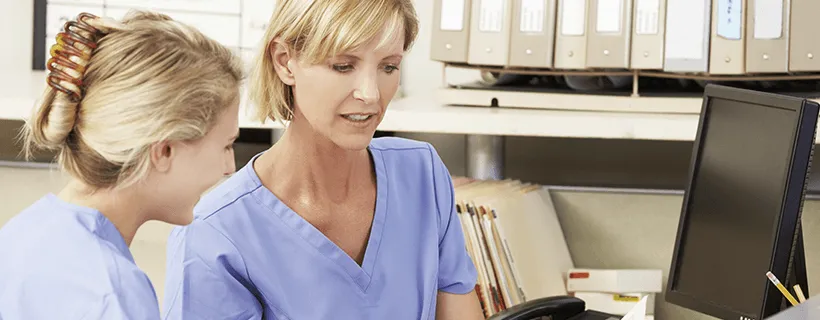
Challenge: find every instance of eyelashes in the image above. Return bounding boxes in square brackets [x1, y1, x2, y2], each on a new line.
[331, 64, 400, 74]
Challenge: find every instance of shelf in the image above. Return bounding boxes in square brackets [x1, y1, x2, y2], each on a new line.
[4, 71, 819, 143]
[437, 86, 704, 114]
[386, 94, 701, 140]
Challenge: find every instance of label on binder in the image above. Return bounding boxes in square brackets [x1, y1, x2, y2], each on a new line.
[520, 0, 545, 32]
[479, 0, 505, 32]
[561, 0, 586, 36]
[753, 0, 783, 39]
[665, 0, 707, 59]
[717, 0, 743, 40]
[596, 0, 622, 33]
[635, 0, 660, 35]
[440, 0, 466, 31]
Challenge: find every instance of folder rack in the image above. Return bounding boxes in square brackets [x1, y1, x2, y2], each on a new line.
[430, 0, 820, 122]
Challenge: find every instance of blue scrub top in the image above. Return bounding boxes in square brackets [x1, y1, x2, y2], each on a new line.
[0, 194, 160, 319]
[163, 137, 478, 320]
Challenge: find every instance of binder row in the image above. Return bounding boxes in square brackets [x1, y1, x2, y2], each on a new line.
[431, 0, 820, 75]
[453, 178, 574, 317]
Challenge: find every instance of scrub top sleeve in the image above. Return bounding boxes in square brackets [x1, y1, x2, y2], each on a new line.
[428, 143, 479, 295]
[162, 222, 263, 320]
[77, 292, 160, 320]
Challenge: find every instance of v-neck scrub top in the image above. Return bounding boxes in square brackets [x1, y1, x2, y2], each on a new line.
[162, 137, 478, 320]
[0, 194, 161, 320]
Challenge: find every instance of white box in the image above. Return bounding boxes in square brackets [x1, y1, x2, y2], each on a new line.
[567, 269, 663, 293]
[46, 3, 105, 34]
[574, 292, 656, 316]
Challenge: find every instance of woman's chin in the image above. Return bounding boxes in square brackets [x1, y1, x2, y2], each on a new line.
[332, 134, 375, 151]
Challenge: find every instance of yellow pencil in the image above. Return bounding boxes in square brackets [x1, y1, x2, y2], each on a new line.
[793, 284, 807, 303]
[766, 272, 799, 306]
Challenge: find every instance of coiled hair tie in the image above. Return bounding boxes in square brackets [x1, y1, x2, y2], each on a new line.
[46, 12, 103, 102]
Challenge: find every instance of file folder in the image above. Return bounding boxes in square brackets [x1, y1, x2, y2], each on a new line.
[788, 0, 820, 72]
[664, 0, 711, 72]
[508, 0, 558, 68]
[709, 0, 747, 74]
[468, 0, 514, 66]
[431, 0, 473, 63]
[555, 0, 589, 69]
[586, 0, 633, 69]
[630, 0, 666, 69]
[746, 0, 790, 73]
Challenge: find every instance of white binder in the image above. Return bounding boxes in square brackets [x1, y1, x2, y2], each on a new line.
[555, 0, 589, 69]
[630, 0, 666, 69]
[467, 0, 515, 66]
[431, 0, 473, 63]
[664, 0, 712, 72]
[508, 0, 558, 68]
[709, 0, 747, 74]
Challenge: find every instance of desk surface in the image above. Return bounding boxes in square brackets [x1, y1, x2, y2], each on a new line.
[0, 71, 725, 142]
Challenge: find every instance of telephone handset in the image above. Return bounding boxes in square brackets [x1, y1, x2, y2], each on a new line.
[487, 296, 621, 320]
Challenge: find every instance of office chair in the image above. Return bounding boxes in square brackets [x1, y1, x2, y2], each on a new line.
[487, 296, 621, 320]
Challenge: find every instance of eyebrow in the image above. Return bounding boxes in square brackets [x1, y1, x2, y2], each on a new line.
[229, 131, 240, 142]
[337, 53, 404, 61]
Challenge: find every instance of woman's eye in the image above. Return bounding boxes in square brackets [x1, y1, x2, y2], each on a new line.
[332, 64, 353, 73]
[383, 65, 399, 74]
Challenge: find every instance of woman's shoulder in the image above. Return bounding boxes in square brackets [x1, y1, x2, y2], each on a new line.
[369, 136, 443, 166]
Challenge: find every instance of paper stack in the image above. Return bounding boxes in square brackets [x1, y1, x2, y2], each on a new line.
[566, 269, 663, 319]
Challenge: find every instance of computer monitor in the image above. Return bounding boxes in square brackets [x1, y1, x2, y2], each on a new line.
[666, 84, 817, 320]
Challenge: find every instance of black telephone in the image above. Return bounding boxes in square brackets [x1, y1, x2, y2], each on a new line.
[487, 296, 622, 320]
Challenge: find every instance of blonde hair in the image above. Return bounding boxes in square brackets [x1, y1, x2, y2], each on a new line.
[248, 0, 419, 123]
[22, 10, 244, 191]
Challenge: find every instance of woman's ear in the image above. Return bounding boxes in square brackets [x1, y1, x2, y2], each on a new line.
[149, 141, 174, 173]
[270, 39, 296, 86]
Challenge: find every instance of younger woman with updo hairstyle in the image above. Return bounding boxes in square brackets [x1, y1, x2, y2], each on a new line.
[0, 10, 243, 319]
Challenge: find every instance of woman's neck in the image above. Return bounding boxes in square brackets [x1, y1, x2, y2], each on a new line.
[257, 123, 372, 205]
[57, 180, 148, 247]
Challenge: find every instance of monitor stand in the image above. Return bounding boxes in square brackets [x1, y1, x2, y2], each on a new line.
[780, 224, 809, 313]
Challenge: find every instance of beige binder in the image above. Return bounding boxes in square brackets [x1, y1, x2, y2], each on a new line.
[663, 0, 712, 72]
[746, 0, 790, 73]
[788, 0, 820, 72]
[554, 0, 589, 69]
[508, 0, 558, 68]
[431, 0, 473, 63]
[630, 0, 666, 69]
[586, 0, 633, 69]
[709, 0, 747, 74]
[467, 0, 515, 66]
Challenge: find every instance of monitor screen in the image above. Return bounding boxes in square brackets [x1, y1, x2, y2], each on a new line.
[670, 97, 797, 315]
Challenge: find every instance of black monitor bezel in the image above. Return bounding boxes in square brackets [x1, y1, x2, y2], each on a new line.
[665, 84, 818, 320]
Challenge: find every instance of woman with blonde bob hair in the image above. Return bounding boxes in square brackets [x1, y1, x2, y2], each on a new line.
[163, 0, 484, 319]
[0, 10, 242, 319]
